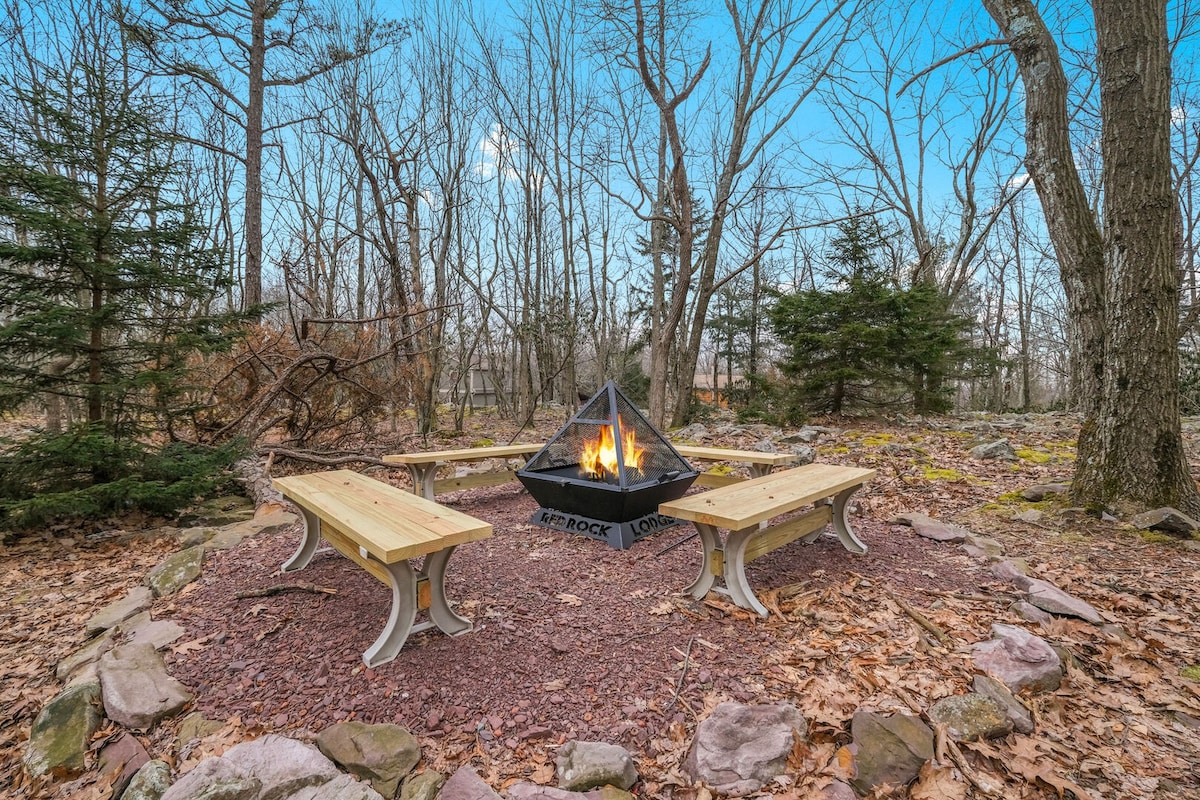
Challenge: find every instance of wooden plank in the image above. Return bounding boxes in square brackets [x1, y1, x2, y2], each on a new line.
[674, 445, 799, 466]
[318, 522, 391, 585]
[694, 472, 746, 488]
[382, 444, 544, 465]
[743, 505, 832, 563]
[273, 470, 492, 562]
[658, 463, 876, 530]
[432, 470, 519, 494]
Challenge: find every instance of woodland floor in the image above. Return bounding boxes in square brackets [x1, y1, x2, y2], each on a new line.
[3, 411, 1200, 799]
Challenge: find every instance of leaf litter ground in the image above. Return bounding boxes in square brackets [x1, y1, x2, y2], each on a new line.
[3, 414, 1200, 799]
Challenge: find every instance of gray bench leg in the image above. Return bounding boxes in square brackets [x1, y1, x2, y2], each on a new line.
[363, 559, 418, 668]
[685, 523, 719, 601]
[423, 547, 472, 635]
[404, 464, 438, 501]
[831, 485, 867, 553]
[724, 525, 770, 616]
[282, 506, 322, 572]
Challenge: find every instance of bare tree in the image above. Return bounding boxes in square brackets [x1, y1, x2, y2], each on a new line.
[985, 0, 1199, 513]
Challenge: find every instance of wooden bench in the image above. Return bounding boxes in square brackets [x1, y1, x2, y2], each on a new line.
[673, 445, 800, 487]
[382, 444, 545, 500]
[659, 463, 875, 616]
[271, 469, 492, 667]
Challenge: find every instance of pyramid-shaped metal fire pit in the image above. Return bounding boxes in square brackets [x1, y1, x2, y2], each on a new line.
[517, 381, 698, 549]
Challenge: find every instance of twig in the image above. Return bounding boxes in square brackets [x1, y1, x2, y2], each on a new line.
[941, 726, 1006, 797]
[654, 531, 699, 557]
[667, 634, 697, 711]
[264, 447, 388, 468]
[887, 591, 954, 647]
[235, 582, 337, 599]
[617, 623, 673, 646]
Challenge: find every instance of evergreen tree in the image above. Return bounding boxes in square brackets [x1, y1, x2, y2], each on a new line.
[768, 217, 990, 417]
[0, 7, 247, 527]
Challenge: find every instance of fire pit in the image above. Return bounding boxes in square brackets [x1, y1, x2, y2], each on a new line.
[517, 381, 698, 549]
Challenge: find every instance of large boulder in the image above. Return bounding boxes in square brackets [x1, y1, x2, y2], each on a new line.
[146, 545, 205, 597]
[98, 643, 192, 729]
[972, 675, 1034, 735]
[160, 756, 261, 800]
[846, 711, 934, 795]
[970, 439, 1018, 461]
[400, 771, 446, 800]
[56, 627, 118, 682]
[284, 774, 384, 800]
[1131, 507, 1200, 536]
[316, 721, 420, 797]
[683, 701, 806, 796]
[222, 735, 341, 800]
[23, 680, 103, 778]
[556, 741, 638, 792]
[972, 624, 1063, 694]
[98, 731, 150, 797]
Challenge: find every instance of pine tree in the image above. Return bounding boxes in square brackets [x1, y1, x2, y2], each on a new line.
[0, 8, 247, 527]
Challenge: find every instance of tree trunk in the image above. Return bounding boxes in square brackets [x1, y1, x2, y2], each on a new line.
[243, 0, 266, 310]
[986, 0, 1200, 513]
[1073, 0, 1197, 512]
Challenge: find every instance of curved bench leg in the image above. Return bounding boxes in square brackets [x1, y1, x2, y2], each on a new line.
[404, 464, 438, 501]
[724, 526, 769, 616]
[423, 547, 472, 635]
[363, 560, 418, 668]
[282, 506, 321, 572]
[801, 499, 833, 544]
[685, 523, 719, 600]
[832, 485, 868, 554]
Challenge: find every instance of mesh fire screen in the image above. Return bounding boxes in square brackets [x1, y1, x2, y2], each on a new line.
[517, 381, 698, 549]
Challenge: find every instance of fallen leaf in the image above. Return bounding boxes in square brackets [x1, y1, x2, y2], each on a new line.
[649, 600, 675, 615]
[555, 593, 583, 606]
[170, 636, 211, 656]
[910, 762, 967, 800]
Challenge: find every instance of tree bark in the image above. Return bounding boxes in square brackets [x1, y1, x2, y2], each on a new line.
[985, 0, 1200, 513]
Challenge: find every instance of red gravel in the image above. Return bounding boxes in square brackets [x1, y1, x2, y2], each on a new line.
[165, 483, 984, 751]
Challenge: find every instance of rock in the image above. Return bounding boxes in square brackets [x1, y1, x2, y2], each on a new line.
[556, 741, 638, 792]
[1020, 483, 1069, 502]
[910, 517, 970, 543]
[23, 680, 102, 778]
[972, 623, 1063, 694]
[123, 759, 173, 800]
[1013, 509, 1044, 524]
[674, 424, 710, 442]
[177, 527, 217, 548]
[1010, 601, 1053, 624]
[508, 784, 634, 800]
[752, 439, 777, 453]
[970, 439, 1018, 461]
[1024, 578, 1103, 624]
[146, 545, 205, 597]
[122, 616, 187, 650]
[927, 694, 1013, 741]
[203, 529, 253, 551]
[847, 711, 934, 795]
[86, 586, 154, 636]
[316, 721, 420, 797]
[222, 735, 341, 800]
[440, 766, 503, 800]
[56, 627, 118, 682]
[973, 675, 1034, 735]
[286, 774, 385, 800]
[400, 771, 446, 800]
[819, 781, 857, 800]
[778, 429, 821, 444]
[989, 560, 1033, 590]
[682, 701, 806, 796]
[98, 732, 150, 798]
[177, 712, 226, 745]
[963, 533, 1004, 557]
[160, 756, 261, 800]
[787, 445, 816, 464]
[177, 495, 255, 527]
[1131, 507, 1200, 536]
[98, 643, 192, 729]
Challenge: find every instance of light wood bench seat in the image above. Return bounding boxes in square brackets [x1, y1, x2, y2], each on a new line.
[659, 463, 875, 616]
[383, 444, 545, 500]
[272, 469, 491, 667]
[672, 445, 800, 487]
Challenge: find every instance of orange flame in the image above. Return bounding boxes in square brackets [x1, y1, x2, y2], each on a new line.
[581, 416, 645, 480]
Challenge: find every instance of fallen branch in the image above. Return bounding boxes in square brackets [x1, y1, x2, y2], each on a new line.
[235, 582, 337, 600]
[667, 634, 697, 711]
[264, 447, 388, 468]
[887, 590, 954, 648]
[939, 726, 1006, 797]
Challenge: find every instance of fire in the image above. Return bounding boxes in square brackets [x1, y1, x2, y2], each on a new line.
[580, 416, 645, 480]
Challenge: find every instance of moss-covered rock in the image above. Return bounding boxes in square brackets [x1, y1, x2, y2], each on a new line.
[24, 680, 102, 778]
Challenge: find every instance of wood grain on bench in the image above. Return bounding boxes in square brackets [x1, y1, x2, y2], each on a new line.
[383, 444, 544, 500]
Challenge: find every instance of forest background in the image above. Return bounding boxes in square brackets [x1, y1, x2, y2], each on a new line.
[2, 0, 1199, 527]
